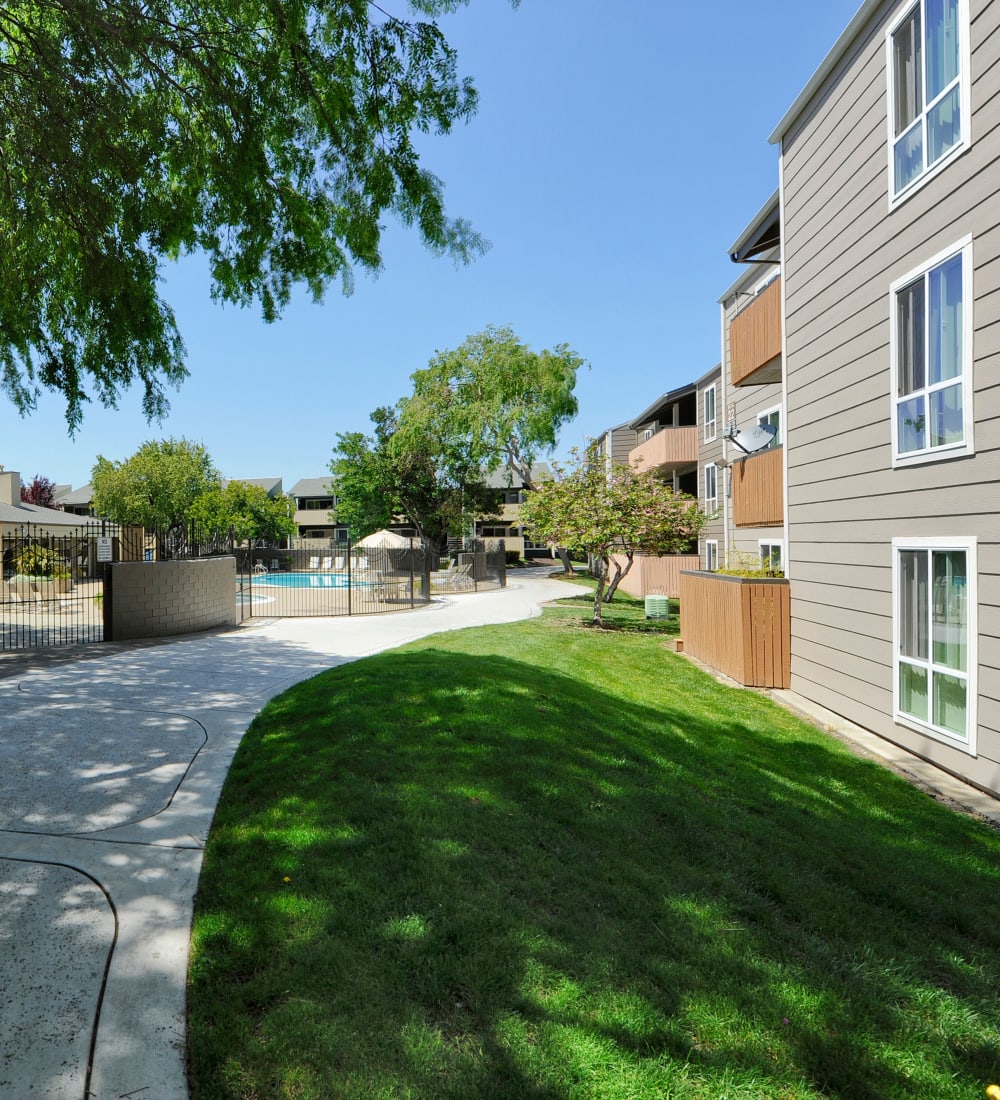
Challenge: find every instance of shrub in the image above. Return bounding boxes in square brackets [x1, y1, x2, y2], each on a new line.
[14, 546, 68, 578]
[716, 550, 785, 579]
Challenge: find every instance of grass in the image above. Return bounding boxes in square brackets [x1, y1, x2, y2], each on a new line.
[187, 595, 1000, 1099]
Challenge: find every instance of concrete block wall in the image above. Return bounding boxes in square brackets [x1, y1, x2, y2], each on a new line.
[108, 557, 237, 641]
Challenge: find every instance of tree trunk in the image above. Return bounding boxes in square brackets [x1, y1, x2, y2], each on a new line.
[554, 546, 574, 574]
[591, 556, 607, 624]
[603, 550, 635, 602]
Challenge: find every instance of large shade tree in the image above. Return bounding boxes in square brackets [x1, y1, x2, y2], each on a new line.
[331, 405, 495, 546]
[189, 481, 296, 544]
[0, 0, 515, 430]
[397, 324, 584, 491]
[91, 438, 221, 533]
[520, 446, 707, 625]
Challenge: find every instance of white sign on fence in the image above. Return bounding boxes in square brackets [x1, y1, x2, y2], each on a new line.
[96, 537, 113, 563]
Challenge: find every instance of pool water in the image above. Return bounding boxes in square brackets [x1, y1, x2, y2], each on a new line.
[241, 572, 369, 589]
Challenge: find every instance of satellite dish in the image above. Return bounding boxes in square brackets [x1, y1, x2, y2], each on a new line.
[727, 423, 777, 455]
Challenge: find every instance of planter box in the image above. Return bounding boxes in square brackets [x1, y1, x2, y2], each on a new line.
[679, 571, 790, 689]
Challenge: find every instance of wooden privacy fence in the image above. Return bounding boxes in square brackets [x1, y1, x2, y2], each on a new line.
[611, 553, 701, 600]
[679, 571, 791, 689]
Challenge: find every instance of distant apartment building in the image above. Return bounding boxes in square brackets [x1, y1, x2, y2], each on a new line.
[288, 478, 345, 542]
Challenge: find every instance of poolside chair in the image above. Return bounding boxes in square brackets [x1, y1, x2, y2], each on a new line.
[308, 555, 320, 570]
[253, 562, 267, 574]
[333, 556, 346, 570]
[320, 556, 333, 570]
[355, 555, 369, 572]
[430, 562, 459, 588]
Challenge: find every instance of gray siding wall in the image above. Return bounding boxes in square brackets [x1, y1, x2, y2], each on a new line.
[721, 265, 786, 563]
[781, 0, 1000, 790]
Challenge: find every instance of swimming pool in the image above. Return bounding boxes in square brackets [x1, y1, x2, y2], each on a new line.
[242, 572, 369, 589]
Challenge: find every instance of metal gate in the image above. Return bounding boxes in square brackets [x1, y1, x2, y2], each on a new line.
[0, 523, 120, 650]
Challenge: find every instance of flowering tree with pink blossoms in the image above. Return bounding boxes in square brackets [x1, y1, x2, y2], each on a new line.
[520, 445, 706, 625]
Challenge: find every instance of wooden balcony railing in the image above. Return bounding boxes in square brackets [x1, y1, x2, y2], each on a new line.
[628, 425, 698, 472]
[730, 277, 782, 386]
[732, 445, 783, 528]
[679, 571, 790, 688]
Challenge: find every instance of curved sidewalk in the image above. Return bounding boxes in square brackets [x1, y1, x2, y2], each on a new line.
[0, 573, 570, 1100]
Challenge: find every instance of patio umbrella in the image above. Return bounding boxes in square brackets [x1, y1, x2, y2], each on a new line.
[356, 529, 412, 548]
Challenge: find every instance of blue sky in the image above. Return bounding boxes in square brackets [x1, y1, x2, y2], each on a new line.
[4, 0, 861, 491]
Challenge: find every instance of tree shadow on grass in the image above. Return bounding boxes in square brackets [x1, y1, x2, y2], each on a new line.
[189, 648, 1000, 1099]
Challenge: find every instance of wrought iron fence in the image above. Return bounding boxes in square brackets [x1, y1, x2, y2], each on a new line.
[0, 524, 506, 651]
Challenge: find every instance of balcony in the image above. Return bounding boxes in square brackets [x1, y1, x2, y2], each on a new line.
[730, 277, 782, 386]
[628, 426, 699, 473]
[732, 445, 783, 528]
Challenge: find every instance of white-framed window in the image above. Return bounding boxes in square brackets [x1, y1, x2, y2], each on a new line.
[642, 427, 655, 442]
[758, 540, 784, 574]
[886, 0, 969, 204]
[705, 540, 719, 572]
[703, 383, 718, 443]
[757, 405, 781, 449]
[893, 536, 976, 752]
[890, 237, 973, 466]
[703, 463, 718, 513]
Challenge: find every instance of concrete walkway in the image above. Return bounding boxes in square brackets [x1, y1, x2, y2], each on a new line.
[0, 573, 570, 1100]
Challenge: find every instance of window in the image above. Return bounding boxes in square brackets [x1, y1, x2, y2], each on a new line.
[893, 538, 976, 750]
[757, 406, 781, 448]
[891, 238, 972, 465]
[759, 541, 784, 574]
[704, 384, 718, 442]
[887, 0, 968, 201]
[705, 540, 719, 572]
[703, 463, 718, 512]
[643, 427, 655, 442]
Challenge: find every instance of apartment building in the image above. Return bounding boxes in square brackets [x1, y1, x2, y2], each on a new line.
[288, 478, 345, 542]
[769, 0, 999, 791]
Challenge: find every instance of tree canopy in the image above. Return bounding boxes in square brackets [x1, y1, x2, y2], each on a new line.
[20, 475, 60, 508]
[189, 481, 296, 543]
[331, 405, 495, 546]
[519, 447, 707, 624]
[0, 1, 513, 430]
[91, 438, 221, 531]
[397, 324, 584, 490]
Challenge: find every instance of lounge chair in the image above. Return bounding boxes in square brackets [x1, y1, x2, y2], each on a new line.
[334, 556, 346, 570]
[430, 561, 474, 592]
[308, 555, 320, 570]
[321, 556, 333, 570]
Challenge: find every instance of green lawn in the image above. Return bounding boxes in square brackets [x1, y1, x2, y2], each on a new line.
[188, 590, 1000, 1099]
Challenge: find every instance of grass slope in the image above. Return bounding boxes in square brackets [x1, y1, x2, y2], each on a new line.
[188, 602, 1000, 1099]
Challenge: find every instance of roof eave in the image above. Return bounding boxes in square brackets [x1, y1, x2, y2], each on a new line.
[769, 0, 883, 145]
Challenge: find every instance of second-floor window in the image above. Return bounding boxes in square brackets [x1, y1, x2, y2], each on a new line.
[703, 463, 718, 513]
[891, 237, 972, 466]
[703, 384, 717, 442]
[887, 0, 967, 201]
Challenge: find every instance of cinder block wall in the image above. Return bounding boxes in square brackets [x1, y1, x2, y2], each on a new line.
[108, 557, 237, 640]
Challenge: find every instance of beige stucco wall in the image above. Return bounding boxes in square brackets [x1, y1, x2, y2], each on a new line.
[108, 557, 238, 641]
